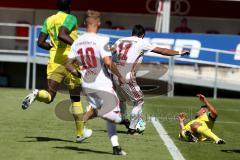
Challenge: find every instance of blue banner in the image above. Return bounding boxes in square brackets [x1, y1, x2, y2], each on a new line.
[33, 27, 240, 66]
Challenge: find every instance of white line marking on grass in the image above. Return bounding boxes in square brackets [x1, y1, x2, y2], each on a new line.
[151, 117, 185, 160]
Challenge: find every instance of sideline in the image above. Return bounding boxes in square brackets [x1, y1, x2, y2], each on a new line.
[151, 117, 186, 160]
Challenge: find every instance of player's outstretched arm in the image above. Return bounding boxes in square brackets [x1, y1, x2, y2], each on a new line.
[152, 47, 190, 56]
[58, 26, 74, 45]
[37, 32, 52, 50]
[64, 58, 81, 78]
[197, 94, 218, 119]
[103, 56, 126, 84]
[178, 112, 186, 131]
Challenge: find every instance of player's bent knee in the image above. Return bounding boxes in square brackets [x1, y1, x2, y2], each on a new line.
[102, 111, 122, 124]
[191, 122, 201, 132]
[114, 116, 122, 123]
[45, 97, 54, 104]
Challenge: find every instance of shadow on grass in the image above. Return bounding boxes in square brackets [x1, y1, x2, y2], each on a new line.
[17, 136, 78, 143]
[54, 146, 112, 155]
[221, 149, 240, 154]
[94, 129, 128, 135]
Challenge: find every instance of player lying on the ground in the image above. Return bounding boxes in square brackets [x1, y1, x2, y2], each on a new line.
[65, 10, 127, 156]
[21, 0, 92, 142]
[178, 94, 225, 144]
[111, 24, 190, 135]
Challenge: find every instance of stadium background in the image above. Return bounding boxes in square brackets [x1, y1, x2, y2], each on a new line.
[0, 0, 240, 98]
[0, 1, 240, 160]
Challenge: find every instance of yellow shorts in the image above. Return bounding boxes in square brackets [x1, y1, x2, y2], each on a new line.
[47, 63, 81, 89]
[179, 119, 208, 142]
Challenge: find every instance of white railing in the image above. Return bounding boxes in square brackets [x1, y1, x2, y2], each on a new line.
[0, 23, 32, 90]
[153, 46, 240, 99]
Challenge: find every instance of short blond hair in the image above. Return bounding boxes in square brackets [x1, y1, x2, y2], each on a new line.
[86, 10, 100, 18]
[85, 10, 101, 25]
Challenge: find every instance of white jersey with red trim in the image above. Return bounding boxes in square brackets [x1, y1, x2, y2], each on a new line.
[113, 36, 155, 81]
[68, 33, 113, 91]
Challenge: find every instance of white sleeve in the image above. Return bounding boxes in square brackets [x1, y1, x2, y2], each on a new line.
[140, 39, 156, 52]
[68, 42, 77, 59]
[100, 37, 112, 58]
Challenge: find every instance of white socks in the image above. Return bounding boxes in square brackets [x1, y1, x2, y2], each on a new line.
[130, 103, 143, 129]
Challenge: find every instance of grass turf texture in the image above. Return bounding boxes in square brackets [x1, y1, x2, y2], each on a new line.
[0, 88, 239, 160]
[145, 96, 240, 160]
[0, 88, 171, 160]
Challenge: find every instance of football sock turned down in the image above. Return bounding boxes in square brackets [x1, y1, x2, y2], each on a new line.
[107, 121, 119, 147]
[36, 90, 51, 103]
[197, 125, 220, 142]
[72, 102, 84, 137]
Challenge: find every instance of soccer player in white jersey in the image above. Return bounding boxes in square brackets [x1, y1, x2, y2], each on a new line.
[65, 10, 126, 155]
[112, 24, 190, 134]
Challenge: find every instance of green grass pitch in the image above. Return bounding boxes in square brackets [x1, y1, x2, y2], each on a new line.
[0, 88, 239, 160]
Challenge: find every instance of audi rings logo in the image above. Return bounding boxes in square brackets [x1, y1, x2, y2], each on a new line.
[172, 0, 191, 15]
[146, 0, 191, 15]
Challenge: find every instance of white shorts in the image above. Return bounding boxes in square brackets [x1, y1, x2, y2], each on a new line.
[84, 87, 121, 123]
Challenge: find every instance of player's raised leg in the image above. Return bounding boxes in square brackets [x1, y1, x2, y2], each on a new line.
[83, 88, 123, 124]
[191, 122, 225, 144]
[22, 79, 58, 109]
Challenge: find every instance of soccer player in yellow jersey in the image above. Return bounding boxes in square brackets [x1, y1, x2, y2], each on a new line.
[21, 0, 92, 142]
[178, 94, 225, 144]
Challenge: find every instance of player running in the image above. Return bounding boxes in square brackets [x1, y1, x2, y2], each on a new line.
[178, 94, 225, 144]
[65, 10, 127, 155]
[112, 24, 190, 134]
[21, 0, 92, 142]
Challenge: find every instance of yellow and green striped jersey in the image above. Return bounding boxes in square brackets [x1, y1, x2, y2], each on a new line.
[196, 112, 215, 129]
[41, 11, 78, 64]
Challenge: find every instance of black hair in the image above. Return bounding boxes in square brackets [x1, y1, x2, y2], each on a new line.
[57, 0, 72, 11]
[132, 25, 145, 37]
[201, 105, 208, 108]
